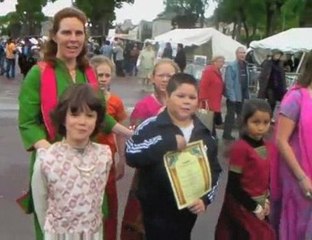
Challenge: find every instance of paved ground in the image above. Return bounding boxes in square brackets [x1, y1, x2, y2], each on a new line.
[0, 73, 234, 240]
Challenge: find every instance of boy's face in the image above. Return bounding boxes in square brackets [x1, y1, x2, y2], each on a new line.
[65, 106, 97, 147]
[96, 63, 112, 90]
[167, 83, 198, 124]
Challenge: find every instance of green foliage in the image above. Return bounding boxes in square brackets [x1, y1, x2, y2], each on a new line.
[1, 0, 51, 36]
[164, 0, 211, 28]
[74, 0, 134, 35]
[215, 0, 305, 43]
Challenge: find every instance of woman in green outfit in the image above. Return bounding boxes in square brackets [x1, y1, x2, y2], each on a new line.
[18, 7, 132, 240]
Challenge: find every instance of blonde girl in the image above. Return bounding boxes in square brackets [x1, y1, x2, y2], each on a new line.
[90, 56, 127, 240]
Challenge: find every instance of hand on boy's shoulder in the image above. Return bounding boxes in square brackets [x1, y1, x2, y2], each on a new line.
[175, 135, 186, 150]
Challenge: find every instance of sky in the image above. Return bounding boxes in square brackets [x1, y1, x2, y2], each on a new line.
[0, 0, 217, 24]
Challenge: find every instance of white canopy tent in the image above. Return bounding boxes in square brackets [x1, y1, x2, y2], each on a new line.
[250, 28, 312, 52]
[250, 28, 312, 65]
[153, 28, 244, 62]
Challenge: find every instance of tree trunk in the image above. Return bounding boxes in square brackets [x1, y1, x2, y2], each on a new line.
[239, 7, 249, 43]
[300, 0, 312, 27]
[265, 2, 275, 36]
[199, 13, 204, 28]
[232, 22, 237, 39]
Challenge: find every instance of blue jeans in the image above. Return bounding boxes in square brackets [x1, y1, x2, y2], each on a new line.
[6, 58, 15, 78]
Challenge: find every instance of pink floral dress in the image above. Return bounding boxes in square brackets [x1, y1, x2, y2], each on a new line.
[32, 141, 112, 240]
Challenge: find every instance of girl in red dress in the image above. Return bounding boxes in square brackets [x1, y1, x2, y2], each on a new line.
[90, 56, 128, 240]
[215, 99, 276, 240]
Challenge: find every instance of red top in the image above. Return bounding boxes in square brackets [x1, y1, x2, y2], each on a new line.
[229, 139, 272, 197]
[198, 65, 224, 112]
[97, 94, 127, 154]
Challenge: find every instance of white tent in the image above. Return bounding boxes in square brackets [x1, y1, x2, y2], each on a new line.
[250, 28, 312, 53]
[154, 28, 244, 62]
[250, 28, 312, 65]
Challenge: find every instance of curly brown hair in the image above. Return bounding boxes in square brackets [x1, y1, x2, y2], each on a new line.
[42, 7, 89, 70]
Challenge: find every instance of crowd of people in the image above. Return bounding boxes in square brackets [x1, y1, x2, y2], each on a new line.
[9, 5, 312, 240]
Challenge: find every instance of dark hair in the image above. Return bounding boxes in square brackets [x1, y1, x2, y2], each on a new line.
[43, 7, 89, 70]
[297, 51, 312, 87]
[166, 73, 198, 96]
[51, 84, 105, 137]
[240, 99, 272, 135]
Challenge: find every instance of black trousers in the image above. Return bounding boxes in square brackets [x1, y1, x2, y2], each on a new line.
[140, 201, 197, 240]
[223, 100, 242, 138]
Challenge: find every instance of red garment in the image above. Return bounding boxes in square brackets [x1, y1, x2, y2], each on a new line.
[215, 140, 275, 240]
[199, 65, 224, 112]
[120, 95, 162, 240]
[97, 94, 127, 240]
[229, 140, 271, 197]
[39, 62, 98, 141]
[216, 194, 276, 240]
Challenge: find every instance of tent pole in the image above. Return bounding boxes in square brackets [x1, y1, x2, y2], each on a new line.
[296, 52, 306, 74]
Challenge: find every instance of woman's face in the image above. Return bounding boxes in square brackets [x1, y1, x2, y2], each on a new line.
[96, 63, 112, 90]
[152, 63, 176, 93]
[214, 58, 225, 69]
[53, 17, 85, 62]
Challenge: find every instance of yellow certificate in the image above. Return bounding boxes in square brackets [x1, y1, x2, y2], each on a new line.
[164, 140, 212, 209]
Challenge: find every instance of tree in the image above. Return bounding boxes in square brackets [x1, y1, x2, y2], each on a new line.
[14, 0, 51, 35]
[299, 0, 312, 27]
[164, 0, 211, 28]
[214, 0, 305, 44]
[74, 0, 134, 36]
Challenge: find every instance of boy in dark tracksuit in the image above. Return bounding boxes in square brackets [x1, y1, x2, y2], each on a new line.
[125, 73, 222, 240]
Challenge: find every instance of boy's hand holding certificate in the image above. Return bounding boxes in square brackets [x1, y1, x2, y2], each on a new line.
[164, 140, 212, 209]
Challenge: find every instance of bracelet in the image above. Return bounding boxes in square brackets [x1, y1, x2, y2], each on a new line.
[253, 204, 263, 214]
[297, 175, 306, 182]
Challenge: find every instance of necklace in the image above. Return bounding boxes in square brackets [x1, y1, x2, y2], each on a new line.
[62, 139, 95, 177]
[69, 69, 76, 82]
[74, 164, 95, 177]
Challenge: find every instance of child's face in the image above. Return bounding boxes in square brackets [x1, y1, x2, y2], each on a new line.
[152, 63, 176, 93]
[65, 105, 97, 146]
[167, 83, 198, 124]
[96, 63, 112, 90]
[246, 110, 271, 140]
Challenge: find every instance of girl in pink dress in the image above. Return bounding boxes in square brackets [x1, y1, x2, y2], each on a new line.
[31, 84, 112, 240]
[120, 59, 180, 240]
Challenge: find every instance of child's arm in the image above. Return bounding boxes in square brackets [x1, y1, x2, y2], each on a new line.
[126, 118, 179, 168]
[227, 171, 266, 220]
[227, 172, 258, 210]
[112, 122, 133, 138]
[114, 134, 126, 180]
[200, 137, 222, 206]
[31, 150, 48, 231]
[227, 143, 266, 220]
